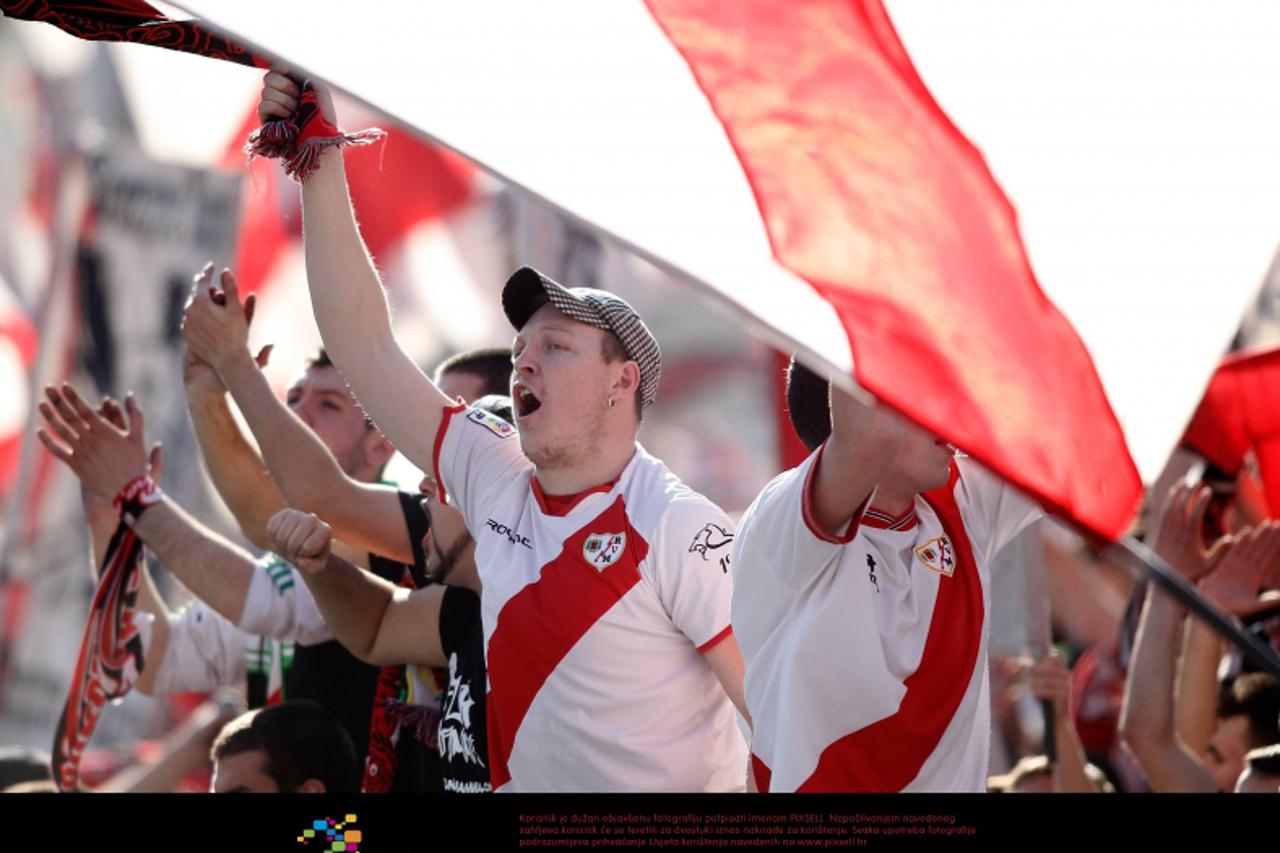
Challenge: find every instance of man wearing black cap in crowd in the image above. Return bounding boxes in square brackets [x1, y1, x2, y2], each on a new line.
[257, 71, 749, 792]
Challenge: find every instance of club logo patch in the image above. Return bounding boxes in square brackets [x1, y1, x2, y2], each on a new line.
[915, 534, 955, 576]
[583, 532, 627, 571]
[466, 408, 515, 439]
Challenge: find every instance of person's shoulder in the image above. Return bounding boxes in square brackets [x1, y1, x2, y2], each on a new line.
[630, 446, 729, 520]
[737, 459, 811, 534]
[951, 454, 1013, 511]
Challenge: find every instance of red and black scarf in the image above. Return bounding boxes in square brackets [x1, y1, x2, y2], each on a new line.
[1, 0, 268, 67]
[50, 517, 147, 791]
[3, 0, 383, 181]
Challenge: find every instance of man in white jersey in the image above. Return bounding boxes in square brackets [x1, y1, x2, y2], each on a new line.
[732, 358, 1038, 792]
[256, 72, 748, 792]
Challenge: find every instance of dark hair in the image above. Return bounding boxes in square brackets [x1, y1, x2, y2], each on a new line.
[0, 746, 52, 790]
[305, 349, 375, 431]
[307, 349, 335, 371]
[474, 394, 515, 425]
[211, 700, 358, 793]
[1218, 672, 1280, 749]
[1246, 744, 1280, 775]
[786, 356, 832, 452]
[434, 347, 513, 399]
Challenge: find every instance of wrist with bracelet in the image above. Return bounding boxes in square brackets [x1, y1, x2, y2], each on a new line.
[113, 475, 164, 527]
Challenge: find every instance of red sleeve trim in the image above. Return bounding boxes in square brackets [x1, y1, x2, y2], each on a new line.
[751, 754, 772, 793]
[432, 400, 468, 506]
[800, 443, 866, 544]
[697, 624, 734, 655]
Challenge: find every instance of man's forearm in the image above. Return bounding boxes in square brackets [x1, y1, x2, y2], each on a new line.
[301, 150, 396, 370]
[186, 387, 286, 549]
[1120, 587, 1216, 791]
[221, 359, 352, 517]
[84, 505, 119, 576]
[86, 505, 169, 620]
[220, 357, 415, 564]
[299, 149, 448, 471]
[298, 552, 397, 662]
[1052, 714, 1096, 793]
[132, 498, 255, 625]
[1175, 618, 1223, 755]
[811, 388, 897, 535]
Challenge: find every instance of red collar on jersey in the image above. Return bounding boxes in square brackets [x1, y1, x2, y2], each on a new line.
[531, 474, 622, 516]
[861, 504, 918, 532]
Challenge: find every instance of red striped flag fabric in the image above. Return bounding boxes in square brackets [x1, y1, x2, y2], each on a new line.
[172, 0, 1154, 538]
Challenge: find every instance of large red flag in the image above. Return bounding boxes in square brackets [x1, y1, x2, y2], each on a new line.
[169, 0, 1147, 540]
[645, 0, 1141, 539]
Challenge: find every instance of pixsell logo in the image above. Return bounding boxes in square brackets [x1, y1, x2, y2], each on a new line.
[297, 814, 360, 851]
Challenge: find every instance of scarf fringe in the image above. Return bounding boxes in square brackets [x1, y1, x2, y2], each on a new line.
[244, 118, 299, 161]
[281, 127, 386, 183]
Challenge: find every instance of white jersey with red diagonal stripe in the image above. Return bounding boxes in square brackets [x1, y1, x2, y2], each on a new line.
[434, 403, 745, 792]
[732, 448, 1038, 792]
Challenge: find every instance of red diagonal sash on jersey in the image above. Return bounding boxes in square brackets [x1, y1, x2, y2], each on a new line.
[484, 495, 648, 790]
[50, 518, 146, 791]
[791, 463, 981, 792]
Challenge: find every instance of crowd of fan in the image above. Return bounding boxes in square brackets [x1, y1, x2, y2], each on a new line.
[1, 71, 1277, 796]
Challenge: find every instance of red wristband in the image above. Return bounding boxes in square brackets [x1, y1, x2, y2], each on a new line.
[113, 475, 162, 526]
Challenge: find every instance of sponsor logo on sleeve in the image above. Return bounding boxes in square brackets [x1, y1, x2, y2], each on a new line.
[466, 408, 515, 439]
[485, 518, 532, 549]
[915, 534, 955, 576]
[688, 522, 734, 573]
[583, 532, 627, 570]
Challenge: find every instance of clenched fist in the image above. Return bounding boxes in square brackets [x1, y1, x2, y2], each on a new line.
[267, 509, 333, 574]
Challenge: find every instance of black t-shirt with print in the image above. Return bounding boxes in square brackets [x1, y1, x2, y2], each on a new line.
[280, 491, 442, 791]
[437, 586, 490, 792]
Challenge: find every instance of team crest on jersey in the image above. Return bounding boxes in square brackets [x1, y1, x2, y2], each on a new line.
[915, 535, 955, 576]
[465, 408, 515, 439]
[583, 532, 627, 570]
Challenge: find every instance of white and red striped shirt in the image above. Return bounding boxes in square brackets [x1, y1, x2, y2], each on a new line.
[732, 448, 1037, 792]
[434, 403, 745, 792]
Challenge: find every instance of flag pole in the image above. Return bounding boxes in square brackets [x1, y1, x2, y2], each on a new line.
[1109, 536, 1280, 678]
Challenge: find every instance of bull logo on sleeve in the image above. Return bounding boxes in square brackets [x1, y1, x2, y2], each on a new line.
[688, 523, 734, 574]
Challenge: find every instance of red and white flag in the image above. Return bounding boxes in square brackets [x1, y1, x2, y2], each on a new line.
[171, 0, 1280, 541]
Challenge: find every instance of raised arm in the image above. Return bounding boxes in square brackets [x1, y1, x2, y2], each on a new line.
[1118, 482, 1219, 792]
[1177, 520, 1280, 751]
[182, 266, 285, 551]
[267, 508, 446, 668]
[1028, 651, 1095, 793]
[182, 266, 413, 563]
[38, 385, 257, 627]
[77, 398, 173, 696]
[257, 73, 454, 472]
[809, 384, 901, 536]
